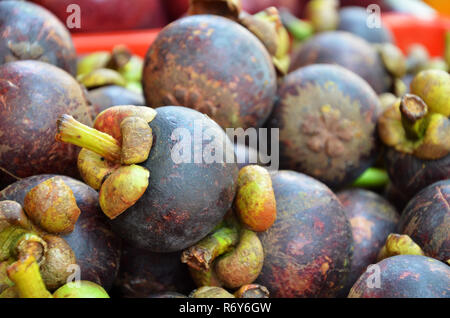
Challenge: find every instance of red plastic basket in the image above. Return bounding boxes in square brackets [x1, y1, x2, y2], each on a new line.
[72, 13, 450, 58]
[382, 13, 450, 57]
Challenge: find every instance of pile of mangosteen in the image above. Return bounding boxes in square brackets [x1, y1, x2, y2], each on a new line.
[0, 0, 448, 299]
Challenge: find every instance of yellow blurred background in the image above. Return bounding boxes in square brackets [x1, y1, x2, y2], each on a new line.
[425, 0, 450, 16]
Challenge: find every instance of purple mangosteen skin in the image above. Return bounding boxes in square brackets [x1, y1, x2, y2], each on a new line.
[142, 14, 277, 130]
[110, 106, 239, 253]
[349, 255, 450, 298]
[337, 189, 400, 296]
[397, 179, 450, 263]
[257, 170, 354, 298]
[0, 1, 77, 75]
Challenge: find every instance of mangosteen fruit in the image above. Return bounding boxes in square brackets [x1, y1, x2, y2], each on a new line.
[33, 0, 168, 33]
[0, 174, 122, 291]
[384, 182, 410, 212]
[113, 244, 194, 298]
[349, 255, 450, 298]
[142, 14, 277, 130]
[338, 6, 394, 44]
[378, 70, 449, 199]
[397, 180, 449, 263]
[147, 292, 188, 298]
[0, 60, 92, 189]
[256, 170, 354, 298]
[56, 106, 239, 252]
[87, 85, 145, 117]
[289, 31, 391, 94]
[337, 189, 399, 296]
[267, 64, 382, 189]
[0, 1, 77, 75]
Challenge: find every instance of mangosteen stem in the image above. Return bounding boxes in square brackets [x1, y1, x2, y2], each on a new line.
[7, 255, 52, 298]
[181, 226, 239, 271]
[400, 94, 429, 141]
[56, 114, 121, 163]
[0, 226, 47, 264]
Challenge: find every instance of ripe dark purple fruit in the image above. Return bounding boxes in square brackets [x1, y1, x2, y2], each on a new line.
[0, 61, 92, 189]
[0, 1, 77, 75]
[142, 15, 277, 130]
[397, 180, 449, 263]
[290, 31, 390, 94]
[109, 106, 239, 252]
[257, 171, 353, 298]
[114, 244, 194, 298]
[337, 189, 399, 296]
[268, 64, 381, 189]
[349, 255, 450, 298]
[0, 174, 122, 291]
[87, 85, 145, 117]
[384, 149, 450, 200]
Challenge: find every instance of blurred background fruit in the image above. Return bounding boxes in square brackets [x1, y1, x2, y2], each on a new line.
[32, 0, 168, 33]
[0, 1, 77, 75]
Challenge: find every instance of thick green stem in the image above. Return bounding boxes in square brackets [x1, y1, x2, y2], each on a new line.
[181, 226, 239, 271]
[56, 114, 121, 163]
[400, 94, 429, 141]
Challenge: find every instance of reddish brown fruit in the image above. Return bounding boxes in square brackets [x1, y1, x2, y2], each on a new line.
[384, 148, 450, 201]
[348, 255, 450, 298]
[397, 180, 449, 263]
[290, 31, 390, 94]
[33, 0, 168, 33]
[0, 1, 76, 75]
[268, 64, 381, 189]
[337, 189, 400, 296]
[87, 86, 145, 118]
[0, 61, 92, 189]
[142, 15, 277, 130]
[257, 171, 353, 298]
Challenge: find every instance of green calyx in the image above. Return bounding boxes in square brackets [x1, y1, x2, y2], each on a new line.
[378, 90, 449, 160]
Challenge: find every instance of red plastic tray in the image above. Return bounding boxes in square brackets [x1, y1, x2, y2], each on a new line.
[383, 13, 450, 57]
[72, 13, 450, 58]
